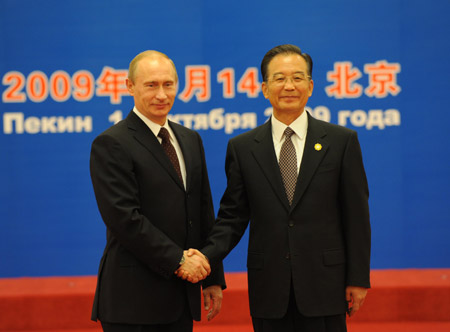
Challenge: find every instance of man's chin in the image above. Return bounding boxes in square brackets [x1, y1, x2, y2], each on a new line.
[150, 107, 172, 116]
[278, 105, 302, 113]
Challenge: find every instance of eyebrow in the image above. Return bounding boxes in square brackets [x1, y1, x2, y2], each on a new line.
[272, 71, 307, 76]
[143, 79, 175, 84]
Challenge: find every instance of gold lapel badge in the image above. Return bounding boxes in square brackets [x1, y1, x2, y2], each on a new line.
[314, 143, 322, 151]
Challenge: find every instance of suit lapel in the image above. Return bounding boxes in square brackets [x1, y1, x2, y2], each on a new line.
[291, 113, 328, 209]
[251, 121, 291, 211]
[126, 112, 185, 191]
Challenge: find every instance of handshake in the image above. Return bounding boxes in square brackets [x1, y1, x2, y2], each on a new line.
[175, 248, 210, 283]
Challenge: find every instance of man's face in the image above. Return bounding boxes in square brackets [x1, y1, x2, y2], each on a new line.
[262, 54, 314, 119]
[126, 56, 177, 125]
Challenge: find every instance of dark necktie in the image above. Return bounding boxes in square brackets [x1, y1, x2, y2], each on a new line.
[158, 127, 183, 182]
[279, 127, 297, 205]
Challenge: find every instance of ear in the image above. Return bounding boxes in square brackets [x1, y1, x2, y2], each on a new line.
[126, 78, 134, 96]
[308, 79, 314, 97]
[261, 81, 269, 99]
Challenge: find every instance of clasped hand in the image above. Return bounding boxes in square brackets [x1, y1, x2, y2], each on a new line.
[175, 249, 210, 283]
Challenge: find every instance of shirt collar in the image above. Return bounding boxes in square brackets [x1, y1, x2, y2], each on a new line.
[133, 107, 173, 139]
[271, 110, 308, 142]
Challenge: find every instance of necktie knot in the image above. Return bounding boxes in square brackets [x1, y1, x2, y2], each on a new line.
[158, 127, 170, 141]
[284, 127, 295, 139]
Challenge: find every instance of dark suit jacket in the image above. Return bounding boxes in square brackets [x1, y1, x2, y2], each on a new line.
[90, 111, 225, 324]
[202, 112, 370, 319]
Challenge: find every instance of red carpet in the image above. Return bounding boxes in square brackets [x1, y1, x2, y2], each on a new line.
[2, 323, 450, 332]
[0, 269, 449, 331]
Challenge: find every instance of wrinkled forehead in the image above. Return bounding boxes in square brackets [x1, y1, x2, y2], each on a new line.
[268, 54, 308, 76]
[135, 56, 178, 81]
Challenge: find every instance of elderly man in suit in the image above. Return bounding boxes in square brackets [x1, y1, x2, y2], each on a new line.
[89, 50, 225, 332]
[182, 44, 371, 332]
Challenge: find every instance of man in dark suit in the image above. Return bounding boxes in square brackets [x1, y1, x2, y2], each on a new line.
[188, 44, 371, 331]
[90, 50, 225, 332]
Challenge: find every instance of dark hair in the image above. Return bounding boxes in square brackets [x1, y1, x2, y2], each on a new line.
[260, 44, 313, 82]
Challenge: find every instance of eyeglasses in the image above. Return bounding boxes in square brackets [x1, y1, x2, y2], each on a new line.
[269, 73, 311, 86]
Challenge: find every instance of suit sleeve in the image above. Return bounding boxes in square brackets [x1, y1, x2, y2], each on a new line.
[340, 131, 371, 288]
[202, 140, 251, 265]
[90, 134, 183, 279]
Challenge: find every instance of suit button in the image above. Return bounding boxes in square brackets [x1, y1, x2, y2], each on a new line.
[189, 220, 193, 227]
[289, 221, 294, 227]
[285, 253, 290, 259]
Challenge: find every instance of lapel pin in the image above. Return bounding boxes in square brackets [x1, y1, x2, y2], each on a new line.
[314, 143, 322, 151]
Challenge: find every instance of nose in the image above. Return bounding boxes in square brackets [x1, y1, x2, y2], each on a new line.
[283, 77, 295, 90]
[156, 86, 167, 99]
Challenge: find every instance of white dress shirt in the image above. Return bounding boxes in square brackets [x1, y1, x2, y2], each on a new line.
[133, 107, 187, 189]
[271, 110, 308, 174]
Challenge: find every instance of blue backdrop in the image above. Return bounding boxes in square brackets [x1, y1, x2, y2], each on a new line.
[1, 0, 449, 277]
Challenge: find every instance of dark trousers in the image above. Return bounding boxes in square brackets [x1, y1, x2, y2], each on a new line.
[101, 298, 193, 332]
[252, 287, 347, 332]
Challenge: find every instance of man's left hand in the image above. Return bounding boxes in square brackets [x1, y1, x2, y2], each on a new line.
[203, 285, 223, 321]
[346, 286, 368, 317]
